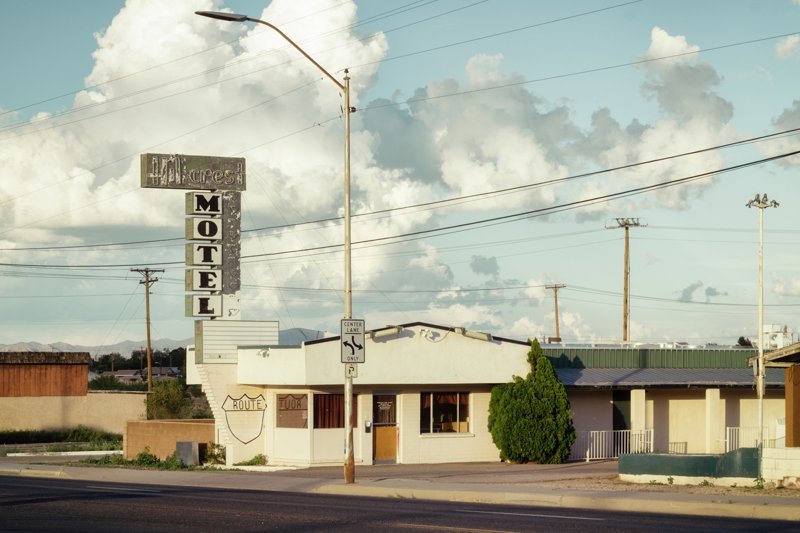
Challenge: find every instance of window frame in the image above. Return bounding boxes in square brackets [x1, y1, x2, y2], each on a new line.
[419, 391, 470, 434]
[312, 393, 358, 429]
[276, 393, 308, 428]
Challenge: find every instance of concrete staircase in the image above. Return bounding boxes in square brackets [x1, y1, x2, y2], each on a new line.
[195, 364, 234, 454]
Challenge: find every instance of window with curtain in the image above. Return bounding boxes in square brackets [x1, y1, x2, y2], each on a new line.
[419, 392, 469, 434]
[276, 394, 308, 428]
[313, 394, 358, 429]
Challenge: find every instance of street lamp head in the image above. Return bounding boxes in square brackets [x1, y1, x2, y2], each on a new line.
[195, 10, 249, 22]
[746, 193, 779, 209]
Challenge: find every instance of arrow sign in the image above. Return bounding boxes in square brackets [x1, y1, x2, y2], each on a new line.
[341, 319, 365, 363]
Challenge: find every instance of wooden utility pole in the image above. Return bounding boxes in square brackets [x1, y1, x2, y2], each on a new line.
[610, 218, 645, 342]
[545, 284, 566, 341]
[131, 268, 164, 392]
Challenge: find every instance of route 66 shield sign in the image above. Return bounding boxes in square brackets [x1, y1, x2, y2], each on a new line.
[222, 393, 266, 444]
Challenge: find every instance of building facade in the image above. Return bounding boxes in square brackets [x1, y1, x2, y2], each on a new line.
[187, 322, 787, 466]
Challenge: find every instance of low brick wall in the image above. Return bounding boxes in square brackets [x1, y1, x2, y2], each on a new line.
[124, 419, 215, 460]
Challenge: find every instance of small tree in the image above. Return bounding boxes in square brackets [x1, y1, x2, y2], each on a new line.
[147, 379, 192, 419]
[488, 339, 576, 463]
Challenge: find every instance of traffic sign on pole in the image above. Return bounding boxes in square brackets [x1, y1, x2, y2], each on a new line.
[341, 319, 365, 363]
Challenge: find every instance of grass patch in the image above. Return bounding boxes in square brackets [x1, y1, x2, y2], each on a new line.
[0, 427, 122, 455]
[0, 427, 121, 446]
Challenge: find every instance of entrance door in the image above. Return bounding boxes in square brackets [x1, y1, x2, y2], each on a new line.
[373, 394, 397, 463]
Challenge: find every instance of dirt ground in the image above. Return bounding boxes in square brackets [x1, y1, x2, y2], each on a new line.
[538, 473, 800, 499]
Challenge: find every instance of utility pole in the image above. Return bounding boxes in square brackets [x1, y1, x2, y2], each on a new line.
[747, 193, 779, 452]
[131, 268, 164, 392]
[609, 218, 645, 342]
[545, 284, 566, 341]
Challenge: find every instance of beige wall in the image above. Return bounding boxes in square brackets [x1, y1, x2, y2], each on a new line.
[124, 419, 215, 460]
[569, 391, 613, 433]
[0, 391, 146, 434]
[398, 390, 499, 464]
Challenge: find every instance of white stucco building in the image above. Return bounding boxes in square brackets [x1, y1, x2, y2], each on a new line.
[187, 321, 786, 467]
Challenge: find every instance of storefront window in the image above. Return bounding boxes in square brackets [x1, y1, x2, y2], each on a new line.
[313, 394, 358, 429]
[276, 394, 308, 428]
[419, 392, 469, 433]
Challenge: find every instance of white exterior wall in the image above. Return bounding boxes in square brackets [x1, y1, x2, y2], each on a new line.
[762, 447, 800, 486]
[202, 362, 267, 465]
[236, 328, 530, 386]
[398, 390, 499, 464]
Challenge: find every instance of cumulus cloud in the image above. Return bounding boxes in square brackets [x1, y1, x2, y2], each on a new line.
[645, 26, 700, 64]
[776, 35, 799, 58]
[761, 100, 800, 165]
[772, 274, 800, 297]
[704, 286, 728, 302]
[678, 281, 703, 302]
[470, 255, 499, 278]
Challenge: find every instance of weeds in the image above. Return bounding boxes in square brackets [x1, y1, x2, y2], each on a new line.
[81, 447, 196, 470]
[667, 476, 674, 485]
[699, 479, 714, 487]
[754, 477, 765, 490]
[235, 454, 268, 466]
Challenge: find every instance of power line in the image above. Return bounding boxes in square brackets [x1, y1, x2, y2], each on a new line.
[2, 146, 798, 269]
[4, 123, 799, 252]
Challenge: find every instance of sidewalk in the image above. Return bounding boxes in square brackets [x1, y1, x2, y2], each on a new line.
[1, 457, 799, 522]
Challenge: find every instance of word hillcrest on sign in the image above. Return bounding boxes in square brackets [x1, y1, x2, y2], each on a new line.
[140, 153, 246, 320]
[141, 153, 245, 191]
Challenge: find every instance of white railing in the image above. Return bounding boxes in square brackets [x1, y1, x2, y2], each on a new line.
[570, 429, 653, 461]
[726, 426, 784, 452]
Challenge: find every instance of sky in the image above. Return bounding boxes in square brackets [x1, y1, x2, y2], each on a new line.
[0, 0, 799, 350]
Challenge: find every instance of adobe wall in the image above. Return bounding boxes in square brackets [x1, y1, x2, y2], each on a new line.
[0, 392, 147, 433]
[124, 419, 216, 460]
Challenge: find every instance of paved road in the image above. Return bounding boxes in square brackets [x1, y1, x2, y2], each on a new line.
[1, 476, 795, 532]
[2, 456, 799, 523]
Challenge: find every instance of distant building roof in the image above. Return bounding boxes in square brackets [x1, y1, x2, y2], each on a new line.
[544, 346, 757, 369]
[556, 368, 784, 389]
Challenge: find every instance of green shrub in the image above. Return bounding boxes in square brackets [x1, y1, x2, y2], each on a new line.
[133, 448, 161, 467]
[146, 379, 192, 419]
[205, 443, 226, 465]
[235, 454, 268, 466]
[487, 339, 576, 464]
[162, 451, 189, 470]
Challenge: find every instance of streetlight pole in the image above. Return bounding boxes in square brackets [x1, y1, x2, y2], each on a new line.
[746, 193, 779, 450]
[196, 10, 356, 483]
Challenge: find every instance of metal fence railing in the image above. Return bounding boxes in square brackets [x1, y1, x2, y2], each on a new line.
[570, 429, 653, 461]
[726, 426, 784, 452]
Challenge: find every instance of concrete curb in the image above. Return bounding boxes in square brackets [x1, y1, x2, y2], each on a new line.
[0, 466, 66, 478]
[7, 450, 121, 457]
[314, 482, 800, 521]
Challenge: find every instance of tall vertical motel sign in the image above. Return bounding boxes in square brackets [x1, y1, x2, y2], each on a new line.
[140, 153, 245, 320]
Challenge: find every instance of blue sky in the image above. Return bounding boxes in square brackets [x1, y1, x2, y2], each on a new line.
[0, 0, 799, 349]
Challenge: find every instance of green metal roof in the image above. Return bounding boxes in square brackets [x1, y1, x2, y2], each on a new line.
[543, 346, 757, 369]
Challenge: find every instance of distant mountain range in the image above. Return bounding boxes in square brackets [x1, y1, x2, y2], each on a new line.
[0, 328, 329, 358]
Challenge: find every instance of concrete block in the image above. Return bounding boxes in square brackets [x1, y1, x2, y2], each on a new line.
[176, 441, 199, 466]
